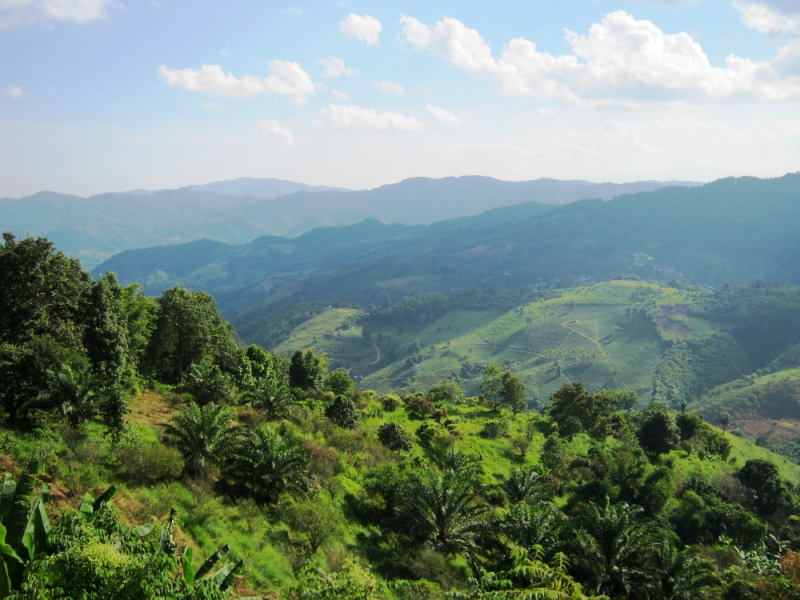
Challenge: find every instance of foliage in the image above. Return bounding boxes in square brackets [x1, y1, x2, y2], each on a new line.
[325, 396, 360, 430]
[377, 423, 413, 452]
[224, 426, 311, 504]
[636, 403, 681, 457]
[163, 401, 239, 477]
[246, 376, 301, 422]
[429, 381, 464, 405]
[325, 369, 354, 397]
[289, 349, 329, 391]
[545, 384, 615, 440]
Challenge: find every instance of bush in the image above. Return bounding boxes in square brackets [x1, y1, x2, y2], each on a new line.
[114, 432, 184, 484]
[480, 420, 509, 439]
[325, 396, 360, 429]
[378, 423, 413, 452]
[381, 394, 402, 412]
[405, 394, 435, 419]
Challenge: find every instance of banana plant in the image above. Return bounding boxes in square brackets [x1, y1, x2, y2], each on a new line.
[0, 461, 50, 596]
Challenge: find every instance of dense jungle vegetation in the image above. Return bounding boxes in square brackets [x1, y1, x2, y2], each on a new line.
[4, 232, 800, 599]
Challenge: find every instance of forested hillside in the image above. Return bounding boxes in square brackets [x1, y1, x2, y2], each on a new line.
[1, 177, 692, 269]
[4, 232, 800, 599]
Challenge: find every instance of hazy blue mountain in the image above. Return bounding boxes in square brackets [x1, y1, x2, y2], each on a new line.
[184, 177, 350, 199]
[94, 173, 800, 348]
[2, 176, 700, 269]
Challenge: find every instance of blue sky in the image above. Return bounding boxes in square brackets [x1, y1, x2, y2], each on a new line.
[1, 0, 799, 197]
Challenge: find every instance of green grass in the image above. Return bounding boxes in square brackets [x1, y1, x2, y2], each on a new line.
[360, 281, 702, 399]
[274, 308, 376, 370]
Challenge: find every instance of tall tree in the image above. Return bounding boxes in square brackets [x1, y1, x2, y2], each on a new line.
[500, 370, 527, 415]
[164, 401, 239, 477]
[545, 383, 615, 439]
[147, 285, 236, 383]
[83, 272, 129, 382]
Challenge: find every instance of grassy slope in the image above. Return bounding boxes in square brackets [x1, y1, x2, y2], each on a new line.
[5, 385, 800, 598]
[276, 282, 709, 400]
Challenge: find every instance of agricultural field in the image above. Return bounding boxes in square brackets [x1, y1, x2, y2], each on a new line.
[357, 281, 711, 399]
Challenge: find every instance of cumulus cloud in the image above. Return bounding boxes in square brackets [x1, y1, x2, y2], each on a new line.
[319, 104, 425, 131]
[257, 119, 295, 145]
[1, 85, 25, 98]
[340, 14, 382, 45]
[426, 103, 462, 125]
[331, 89, 349, 100]
[735, 1, 800, 36]
[0, 0, 113, 28]
[319, 56, 358, 78]
[158, 60, 315, 104]
[372, 80, 404, 95]
[399, 11, 800, 105]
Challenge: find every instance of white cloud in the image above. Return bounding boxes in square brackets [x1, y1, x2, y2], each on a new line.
[257, 119, 295, 146]
[331, 89, 349, 100]
[426, 103, 462, 125]
[1, 85, 25, 98]
[319, 56, 358, 78]
[340, 13, 382, 45]
[372, 80, 404, 95]
[535, 107, 556, 116]
[735, 1, 800, 36]
[199, 101, 223, 110]
[158, 60, 315, 104]
[399, 11, 800, 105]
[319, 104, 425, 131]
[0, 0, 113, 28]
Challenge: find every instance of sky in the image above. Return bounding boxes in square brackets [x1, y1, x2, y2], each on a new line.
[1, 0, 800, 197]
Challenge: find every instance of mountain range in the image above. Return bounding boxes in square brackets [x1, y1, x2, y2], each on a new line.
[1, 176, 698, 268]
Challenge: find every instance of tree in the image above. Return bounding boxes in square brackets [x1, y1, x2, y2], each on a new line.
[224, 426, 311, 504]
[502, 466, 550, 505]
[654, 539, 720, 600]
[147, 285, 235, 383]
[246, 376, 301, 422]
[0, 232, 91, 349]
[545, 383, 615, 439]
[83, 272, 129, 383]
[428, 380, 464, 405]
[42, 364, 97, 429]
[637, 404, 681, 457]
[480, 364, 504, 407]
[499, 503, 564, 555]
[289, 349, 328, 391]
[286, 496, 343, 554]
[163, 401, 239, 477]
[404, 467, 488, 557]
[377, 422, 413, 452]
[718, 410, 732, 433]
[325, 396, 359, 429]
[325, 368, 354, 397]
[500, 370, 527, 415]
[571, 500, 659, 598]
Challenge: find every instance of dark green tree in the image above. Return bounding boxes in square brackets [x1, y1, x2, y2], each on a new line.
[83, 272, 129, 382]
[428, 380, 464, 405]
[502, 466, 550, 505]
[245, 376, 301, 421]
[224, 426, 311, 504]
[289, 349, 329, 391]
[147, 285, 235, 383]
[377, 422, 413, 452]
[500, 370, 527, 415]
[325, 396, 359, 429]
[545, 383, 615, 439]
[404, 467, 488, 557]
[637, 404, 681, 457]
[164, 401, 239, 477]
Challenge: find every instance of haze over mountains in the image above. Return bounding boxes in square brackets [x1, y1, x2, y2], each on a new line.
[97, 173, 800, 350]
[0, 176, 698, 268]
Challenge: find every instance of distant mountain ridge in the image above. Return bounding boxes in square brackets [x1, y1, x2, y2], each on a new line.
[1, 176, 701, 268]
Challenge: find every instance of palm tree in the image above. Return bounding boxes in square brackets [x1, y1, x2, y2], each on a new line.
[571, 499, 659, 598]
[163, 401, 239, 477]
[405, 467, 488, 557]
[500, 502, 564, 556]
[655, 539, 720, 600]
[245, 376, 302, 421]
[223, 426, 311, 504]
[432, 446, 482, 477]
[41, 365, 96, 428]
[503, 466, 550, 505]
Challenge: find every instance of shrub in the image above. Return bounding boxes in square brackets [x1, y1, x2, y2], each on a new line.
[381, 394, 402, 412]
[114, 431, 184, 484]
[405, 394, 435, 419]
[377, 423, 413, 452]
[480, 420, 509, 439]
[325, 396, 360, 429]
